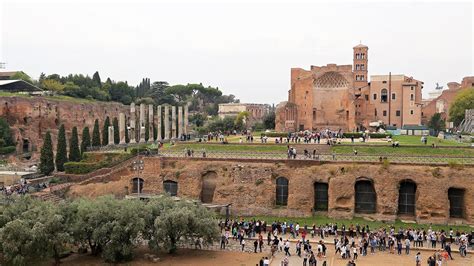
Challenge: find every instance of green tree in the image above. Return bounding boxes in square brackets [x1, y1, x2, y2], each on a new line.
[0, 117, 15, 147]
[263, 111, 276, 130]
[428, 113, 446, 135]
[81, 126, 91, 154]
[39, 131, 55, 175]
[112, 117, 120, 144]
[92, 119, 101, 147]
[102, 117, 110, 146]
[449, 88, 474, 126]
[69, 127, 81, 162]
[234, 111, 250, 131]
[55, 124, 68, 172]
[92, 71, 102, 87]
[150, 197, 219, 254]
[190, 113, 205, 127]
[41, 79, 65, 92]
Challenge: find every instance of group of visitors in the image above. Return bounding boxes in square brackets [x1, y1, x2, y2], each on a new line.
[0, 180, 44, 196]
[218, 218, 471, 265]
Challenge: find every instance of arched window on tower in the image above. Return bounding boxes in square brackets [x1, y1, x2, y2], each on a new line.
[381, 89, 388, 103]
[276, 177, 289, 206]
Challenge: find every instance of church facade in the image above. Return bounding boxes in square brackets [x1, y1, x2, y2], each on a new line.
[275, 44, 424, 132]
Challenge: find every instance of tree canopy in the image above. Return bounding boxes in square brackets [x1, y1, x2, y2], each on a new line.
[449, 88, 474, 127]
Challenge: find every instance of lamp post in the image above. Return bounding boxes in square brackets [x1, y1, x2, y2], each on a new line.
[132, 158, 144, 198]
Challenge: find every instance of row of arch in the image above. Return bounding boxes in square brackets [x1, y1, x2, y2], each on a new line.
[275, 177, 466, 218]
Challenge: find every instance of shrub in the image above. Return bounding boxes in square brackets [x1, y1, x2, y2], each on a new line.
[264, 132, 289, 138]
[342, 133, 363, 138]
[0, 146, 16, 154]
[369, 133, 392, 138]
[64, 162, 102, 174]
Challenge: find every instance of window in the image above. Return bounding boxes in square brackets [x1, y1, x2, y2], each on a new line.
[448, 188, 465, 218]
[360, 75, 364, 81]
[382, 81, 387, 84]
[410, 110, 414, 115]
[398, 181, 416, 215]
[392, 93, 396, 100]
[396, 110, 401, 117]
[381, 89, 388, 103]
[355, 180, 376, 213]
[356, 65, 360, 70]
[276, 177, 289, 206]
[314, 182, 328, 211]
[131, 178, 144, 194]
[364, 95, 369, 101]
[313, 109, 316, 120]
[163, 180, 178, 196]
[361, 64, 365, 70]
[374, 109, 377, 116]
[383, 110, 387, 116]
[410, 94, 414, 101]
[411, 86, 414, 90]
[373, 93, 377, 100]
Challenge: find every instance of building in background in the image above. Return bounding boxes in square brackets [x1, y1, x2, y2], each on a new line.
[218, 103, 271, 126]
[275, 44, 424, 132]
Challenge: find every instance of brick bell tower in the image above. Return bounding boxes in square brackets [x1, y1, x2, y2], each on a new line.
[353, 43, 369, 89]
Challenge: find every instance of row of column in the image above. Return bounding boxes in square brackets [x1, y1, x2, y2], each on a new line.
[108, 103, 189, 145]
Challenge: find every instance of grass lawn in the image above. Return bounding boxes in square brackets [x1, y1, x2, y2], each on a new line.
[392, 135, 469, 147]
[235, 214, 473, 232]
[162, 143, 287, 152]
[330, 145, 474, 157]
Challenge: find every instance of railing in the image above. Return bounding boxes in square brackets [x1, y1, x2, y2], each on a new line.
[157, 150, 474, 165]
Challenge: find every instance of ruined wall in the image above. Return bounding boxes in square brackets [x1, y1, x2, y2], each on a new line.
[66, 157, 474, 225]
[0, 96, 129, 162]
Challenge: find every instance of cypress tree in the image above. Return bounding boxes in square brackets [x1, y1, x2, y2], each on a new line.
[113, 117, 119, 144]
[125, 116, 130, 143]
[102, 116, 110, 146]
[81, 126, 91, 154]
[55, 124, 68, 172]
[145, 116, 150, 142]
[39, 131, 55, 175]
[69, 126, 81, 162]
[92, 119, 101, 147]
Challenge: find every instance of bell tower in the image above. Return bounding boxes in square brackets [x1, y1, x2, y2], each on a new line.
[353, 43, 369, 89]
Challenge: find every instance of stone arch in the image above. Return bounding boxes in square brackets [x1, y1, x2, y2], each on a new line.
[398, 180, 417, 216]
[131, 177, 144, 194]
[448, 187, 465, 218]
[314, 182, 328, 211]
[354, 179, 376, 214]
[201, 171, 217, 203]
[163, 180, 178, 196]
[276, 177, 289, 206]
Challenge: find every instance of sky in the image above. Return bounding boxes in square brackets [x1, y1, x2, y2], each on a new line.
[1, 0, 473, 104]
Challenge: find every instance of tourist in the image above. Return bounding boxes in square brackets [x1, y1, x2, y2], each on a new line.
[281, 255, 289, 266]
[405, 237, 410, 254]
[241, 239, 246, 251]
[254, 240, 258, 253]
[284, 240, 291, 256]
[263, 257, 270, 266]
[415, 252, 422, 266]
[352, 243, 358, 260]
[444, 243, 453, 260]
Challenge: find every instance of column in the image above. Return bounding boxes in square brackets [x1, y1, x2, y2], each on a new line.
[156, 105, 162, 141]
[164, 105, 170, 140]
[148, 104, 154, 142]
[184, 104, 189, 135]
[178, 106, 183, 139]
[108, 126, 114, 145]
[171, 106, 176, 139]
[139, 103, 145, 143]
[129, 103, 136, 144]
[119, 113, 126, 144]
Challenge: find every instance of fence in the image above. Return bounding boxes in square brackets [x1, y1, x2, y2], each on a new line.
[157, 150, 474, 165]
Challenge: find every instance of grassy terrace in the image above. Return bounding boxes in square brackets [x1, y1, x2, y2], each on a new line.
[233, 215, 473, 232]
[0, 91, 99, 104]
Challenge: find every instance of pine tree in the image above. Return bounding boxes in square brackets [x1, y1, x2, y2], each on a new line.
[39, 131, 55, 175]
[92, 119, 101, 147]
[113, 117, 119, 144]
[55, 124, 68, 172]
[102, 117, 110, 146]
[69, 126, 81, 162]
[81, 126, 91, 154]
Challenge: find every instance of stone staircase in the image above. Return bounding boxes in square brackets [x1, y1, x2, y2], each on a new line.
[33, 191, 64, 203]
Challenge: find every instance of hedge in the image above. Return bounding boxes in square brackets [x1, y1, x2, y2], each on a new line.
[64, 153, 133, 174]
[342, 133, 363, 138]
[369, 133, 392, 138]
[263, 132, 290, 138]
[0, 146, 16, 155]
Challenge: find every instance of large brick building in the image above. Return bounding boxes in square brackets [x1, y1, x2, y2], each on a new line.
[275, 44, 424, 132]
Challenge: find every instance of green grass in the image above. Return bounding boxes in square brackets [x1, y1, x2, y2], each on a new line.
[331, 145, 474, 157]
[392, 135, 469, 147]
[236, 214, 473, 233]
[162, 143, 287, 152]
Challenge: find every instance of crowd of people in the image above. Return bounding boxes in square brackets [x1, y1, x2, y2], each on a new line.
[217, 219, 472, 265]
[0, 180, 47, 196]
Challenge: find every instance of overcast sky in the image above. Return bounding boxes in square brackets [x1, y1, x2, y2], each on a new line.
[1, 0, 473, 104]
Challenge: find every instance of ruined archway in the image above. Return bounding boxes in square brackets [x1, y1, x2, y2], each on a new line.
[201, 171, 217, 203]
[314, 182, 328, 211]
[276, 177, 289, 206]
[354, 179, 376, 214]
[163, 180, 178, 196]
[448, 188, 465, 218]
[398, 180, 417, 216]
[131, 177, 144, 194]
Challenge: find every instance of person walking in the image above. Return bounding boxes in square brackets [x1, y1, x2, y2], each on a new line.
[254, 240, 258, 253]
[405, 238, 411, 255]
[241, 239, 245, 252]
